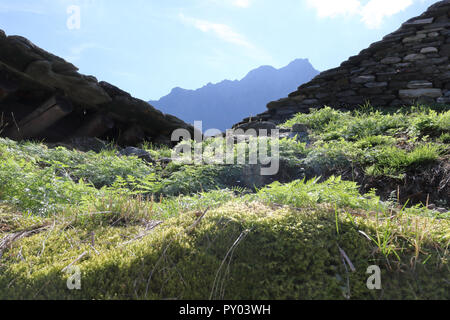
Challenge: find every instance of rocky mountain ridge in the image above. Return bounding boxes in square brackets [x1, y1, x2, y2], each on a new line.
[150, 59, 319, 131]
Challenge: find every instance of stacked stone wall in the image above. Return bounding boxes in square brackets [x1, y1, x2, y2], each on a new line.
[236, 0, 450, 125]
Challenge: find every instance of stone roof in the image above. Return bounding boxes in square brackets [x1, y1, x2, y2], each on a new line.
[0, 30, 195, 146]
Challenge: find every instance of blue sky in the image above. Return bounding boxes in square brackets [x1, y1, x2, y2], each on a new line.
[0, 0, 436, 100]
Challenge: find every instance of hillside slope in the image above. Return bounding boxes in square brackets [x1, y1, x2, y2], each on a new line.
[150, 59, 319, 131]
[0, 105, 448, 300]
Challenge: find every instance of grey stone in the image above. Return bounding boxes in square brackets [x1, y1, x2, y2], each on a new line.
[364, 82, 388, 88]
[350, 67, 366, 74]
[291, 123, 308, 133]
[399, 88, 443, 99]
[381, 57, 402, 64]
[395, 63, 412, 68]
[0, 29, 5, 39]
[303, 84, 321, 90]
[352, 75, 376, 83]
[404, 54, 426, 61]
[437, 96, 450, 103]
[360, 60, 377, 67]
[403, 18, 434, 27]
[303, 99, 319, 105]
[407, 80, 433, 89]
[235, 121, 277, 133]
[420, 46, 438, 53]
[336, 90, 356, 97]
[403, 34, 427, 43]
[430, 56, 449, 64]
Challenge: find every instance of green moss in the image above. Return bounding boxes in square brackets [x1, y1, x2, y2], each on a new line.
[1, 198, 448, 300]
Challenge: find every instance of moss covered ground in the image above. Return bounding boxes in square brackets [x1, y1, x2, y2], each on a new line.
[0, 105, 448, 299]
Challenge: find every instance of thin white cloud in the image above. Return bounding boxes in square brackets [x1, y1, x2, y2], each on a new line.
[307, 0, 415, 28]
[204, 0, 253, 8]
[178, 13, 273, 64]
[64, 43, 111, 62]
[179, 13, 253, 48]
[360, 0, 413, 29]
[0, 3, 45, 15]
[306, 0, 360, 18]
[232, 0, 252, 8]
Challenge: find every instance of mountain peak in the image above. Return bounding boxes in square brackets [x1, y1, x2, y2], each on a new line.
[150, 59, 319, 131]
[243, 65, 277, 80]
[286, 58, 310, 67]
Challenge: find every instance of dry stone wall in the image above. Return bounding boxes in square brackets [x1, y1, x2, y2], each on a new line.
[236, 0, 450, 126]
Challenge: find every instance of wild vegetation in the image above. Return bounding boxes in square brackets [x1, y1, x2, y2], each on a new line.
[0, 105, 448, 299]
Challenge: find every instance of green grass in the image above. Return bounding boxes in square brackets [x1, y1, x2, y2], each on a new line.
[283, 106, 449, 179]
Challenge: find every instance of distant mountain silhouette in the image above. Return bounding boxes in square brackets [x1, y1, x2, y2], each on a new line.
[149, 59, 320, 131]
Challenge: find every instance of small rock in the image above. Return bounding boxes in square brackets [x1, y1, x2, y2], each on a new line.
[291, 123, 308, 133]
[66, 137, 109, 153]
[235, 121, 277, 134]
[119, 147, 154, 163]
